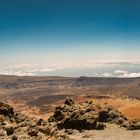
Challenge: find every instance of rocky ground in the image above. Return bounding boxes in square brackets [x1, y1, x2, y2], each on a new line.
[0, 98, 140, 140]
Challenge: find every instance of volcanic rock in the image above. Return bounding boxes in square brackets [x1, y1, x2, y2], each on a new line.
[5, 127, 14, 136]
[28, 129, 38, 136]
[0, 102, 14, 117]
[64, 97, 74, 106]
[11, 135, 18, 140]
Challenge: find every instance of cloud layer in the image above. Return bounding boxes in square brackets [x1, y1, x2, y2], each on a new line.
[0, 60, 140, 77]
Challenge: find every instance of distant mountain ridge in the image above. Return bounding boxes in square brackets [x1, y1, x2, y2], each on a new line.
[0, 75, 140, 89]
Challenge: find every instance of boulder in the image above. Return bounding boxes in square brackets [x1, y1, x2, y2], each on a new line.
[0, 102, 14, 117]
[54, 132, 72, 140]
[36, 118, 47, 126]
[96, 122, 106, 130]
[98, 107, 126, 123]
[28, 129, 38, 136]
[11, 135, 18, 140]
[111, 117, 126, 125]
[40, 125, 57, 136]
[98, 110, 110, 122]
[126, 122, 140, 130]
[49, 109, 64, 122]
[64, 98, 74, 106]
[58, 117, 97, 130]
[5, 127, 14, 135]
[48, 100, 108, 131]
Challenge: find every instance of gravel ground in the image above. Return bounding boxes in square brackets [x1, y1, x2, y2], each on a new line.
[69, 124, 140, 140]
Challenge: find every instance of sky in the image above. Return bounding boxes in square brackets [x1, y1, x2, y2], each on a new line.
[0, 0, 140, 77]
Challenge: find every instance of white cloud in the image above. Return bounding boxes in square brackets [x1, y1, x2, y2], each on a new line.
[0, 60, 140, 77]
[102, 73, 112, 77]
[119, 72, 140, 78]
[39, 68, 55, 72]
[114, 70, 140, 78]
[114, 70, 128, 74]
[0, 70, 34, 76]
[0, 64, 56, 76]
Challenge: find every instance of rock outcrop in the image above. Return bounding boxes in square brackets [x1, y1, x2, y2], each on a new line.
[48, 98, 128, 130]
[0, 98, 140, 140]
[0, 102, 14, 117]
[0, 101, 52, 139]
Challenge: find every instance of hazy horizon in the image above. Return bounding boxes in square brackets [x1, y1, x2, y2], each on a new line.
[0, 0, 140, 77]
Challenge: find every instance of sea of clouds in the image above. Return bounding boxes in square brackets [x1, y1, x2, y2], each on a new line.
[0, 60, 140, 77]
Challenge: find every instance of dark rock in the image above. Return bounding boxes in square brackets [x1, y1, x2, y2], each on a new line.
[64, 98, 74, 106]
[98, 110, 109, 122]
[48, 98, 136, 131]
[65, 129, 74, 135]
[5, 127, 14, 135]
[55, 106, 64, 110]
[40, 125, 57, 136]
[55, 132, 72, 140]
[49, 109, 64, 122]
[126, 122, 140, 130]
[85, 107, 94, 113]
[98, 108, 125, 123]
[0, 102, 14, 117]
[96, 122, 106, 130]
[36, 118, 47, 126]
[111, 117, 125, 125]
[82, 134, 92, 138]
[12, 135, 18, 140]
[28, 129, 38, 136]
[15, 113, 27, 123]
[88, 100, 93, 104]
[58, 116, 97, 130]
[108, 110, 120, 119]
[48, 99, 108, 130]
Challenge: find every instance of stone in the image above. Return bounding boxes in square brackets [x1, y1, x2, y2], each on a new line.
[98, 110, 109, 122]
[126, 122, 140, 130]
[58, 116, 97, 130]
[12, 135, 18, 140]
[55, 132, 72, 140]
[5, 127, 14, 136]
[64, 98, 74, 106]
[36, 118, 47, 126]
[96, 122, 106, 130]
[28, 129, 38, 136]
[0, 102, 14, 117]
[65, 129, 74, 135]
[49, 109, 64, 122]
[40, 125, 57, 136]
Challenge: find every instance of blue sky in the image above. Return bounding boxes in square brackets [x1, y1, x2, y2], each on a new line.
[0, 0, 140, 76]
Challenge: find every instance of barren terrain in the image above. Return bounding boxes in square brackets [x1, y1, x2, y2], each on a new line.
[0, 75, 140, 140]
[0, 75, 140, 120]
